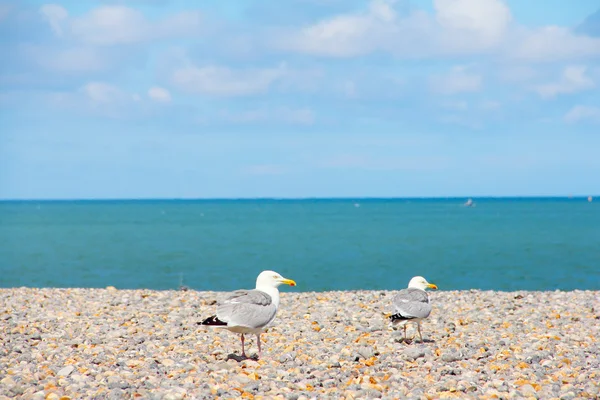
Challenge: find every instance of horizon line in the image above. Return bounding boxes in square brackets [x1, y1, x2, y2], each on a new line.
[0, 195, 596, 202]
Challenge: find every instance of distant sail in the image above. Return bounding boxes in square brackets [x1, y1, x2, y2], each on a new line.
[589, 196, 593, 203]
[464, 198, 474, 207]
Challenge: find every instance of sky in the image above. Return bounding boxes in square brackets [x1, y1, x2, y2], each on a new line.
[1, 0, 599, 199]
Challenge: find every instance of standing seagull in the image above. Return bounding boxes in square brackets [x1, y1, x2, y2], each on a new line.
[390, 276, 438, 342]
[200, 270, 296, 358]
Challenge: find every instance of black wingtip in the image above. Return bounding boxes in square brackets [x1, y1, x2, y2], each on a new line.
[390, 313, 414, 322]
[199, 315, 227, 326]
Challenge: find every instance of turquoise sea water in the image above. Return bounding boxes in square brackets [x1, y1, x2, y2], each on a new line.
[0, 198, 598, 292]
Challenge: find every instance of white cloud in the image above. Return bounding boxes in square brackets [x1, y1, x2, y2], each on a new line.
[274, 0, 431, 57]
[274, 0, 600, 64]
[39, 4, 68, 37]
[564, 105, 600, 124]
[52, 5, 203, 46]
[275, 0, 514, 58]
[434, 0, 512, 50]
[147, 87, 172, 103]
[172, 64, 287, 96]
[81, 82, 127, 104]
[430, 66, 482, 94]
[23, 45, 109, 73]
[535, 66, 595, 99]
[511, 26, 600, 62]
[277, 0, 401, 57]
[47, 82, 146, 118]
[157, 11, 203, 37]
[71, 6, 147, 45]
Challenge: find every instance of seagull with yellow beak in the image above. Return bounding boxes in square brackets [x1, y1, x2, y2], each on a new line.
[201, 270, 296, 359]
[389, 276, 438, 342]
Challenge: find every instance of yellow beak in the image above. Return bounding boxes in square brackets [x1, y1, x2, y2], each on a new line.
[428, 283, 438, 290]
[281, 278, 296, 287]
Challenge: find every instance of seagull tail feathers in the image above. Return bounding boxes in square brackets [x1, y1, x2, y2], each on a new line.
[199, 315, 227, 326]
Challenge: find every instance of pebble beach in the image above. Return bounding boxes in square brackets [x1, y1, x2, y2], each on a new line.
[1, 288, 599, 399]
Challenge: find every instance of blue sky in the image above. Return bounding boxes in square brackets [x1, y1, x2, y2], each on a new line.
[1, 0, 599, 199]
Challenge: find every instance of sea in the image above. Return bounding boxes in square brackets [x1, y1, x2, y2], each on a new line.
[0, 198, 598, 292]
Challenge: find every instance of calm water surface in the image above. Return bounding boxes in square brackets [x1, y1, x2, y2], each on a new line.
[1, 198, 598, 291]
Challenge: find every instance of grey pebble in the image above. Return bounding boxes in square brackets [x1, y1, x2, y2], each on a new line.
[107, 376, 130, 390]
[356, 345, 374, 360]
[403, 346, 426, 360]
[441, 349, 463, 362]
[560, 392, 577, 400]
[519, 384, 537, 396]
[163, 389, 187, 400]
[57, 365, 75, 377]
[30, 392, 45, 400]
[279, 352, 295, 363]
[8, 385, 25, 396]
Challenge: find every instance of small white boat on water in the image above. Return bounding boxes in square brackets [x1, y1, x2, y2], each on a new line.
[464, 198, 475, 207]
[589, 196, 593, 203]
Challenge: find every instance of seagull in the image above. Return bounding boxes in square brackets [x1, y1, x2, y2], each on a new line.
[200, 270, 296, 358]
[390, 276, 438, 342]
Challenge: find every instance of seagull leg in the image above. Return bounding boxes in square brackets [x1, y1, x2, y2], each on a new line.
[417, 323, 423, 342]
[256, 333, 262, 358]
[403, 325, 407, 341]
[240, 334, 246, 358]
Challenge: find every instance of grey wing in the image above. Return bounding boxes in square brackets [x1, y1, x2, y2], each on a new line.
[218, 290, 272, 306]
[392, 289, 431, 319]
[216, 290, 277, 328]
[393, 288, 429, 303]
[393, 300, 432, 319]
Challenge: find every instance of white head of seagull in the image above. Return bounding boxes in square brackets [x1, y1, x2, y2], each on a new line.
[255, 270, 296, 309]
[256, 270, 296, 289]
[408, 276, 438, 291]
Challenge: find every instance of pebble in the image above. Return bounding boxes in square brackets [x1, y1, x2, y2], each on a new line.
[0, 288, 598, 398]
[57, 365, 75, 377]
[441, 349, 463, 362]
[403, 347, 426, 360]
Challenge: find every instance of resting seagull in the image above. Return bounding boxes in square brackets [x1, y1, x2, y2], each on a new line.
[200, 270, 296, 358]
[390, 276, 438, 342]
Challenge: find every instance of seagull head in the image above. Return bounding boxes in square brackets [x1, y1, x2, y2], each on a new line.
[256, 270, 296, 289]
[408, 276, 438, 291]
